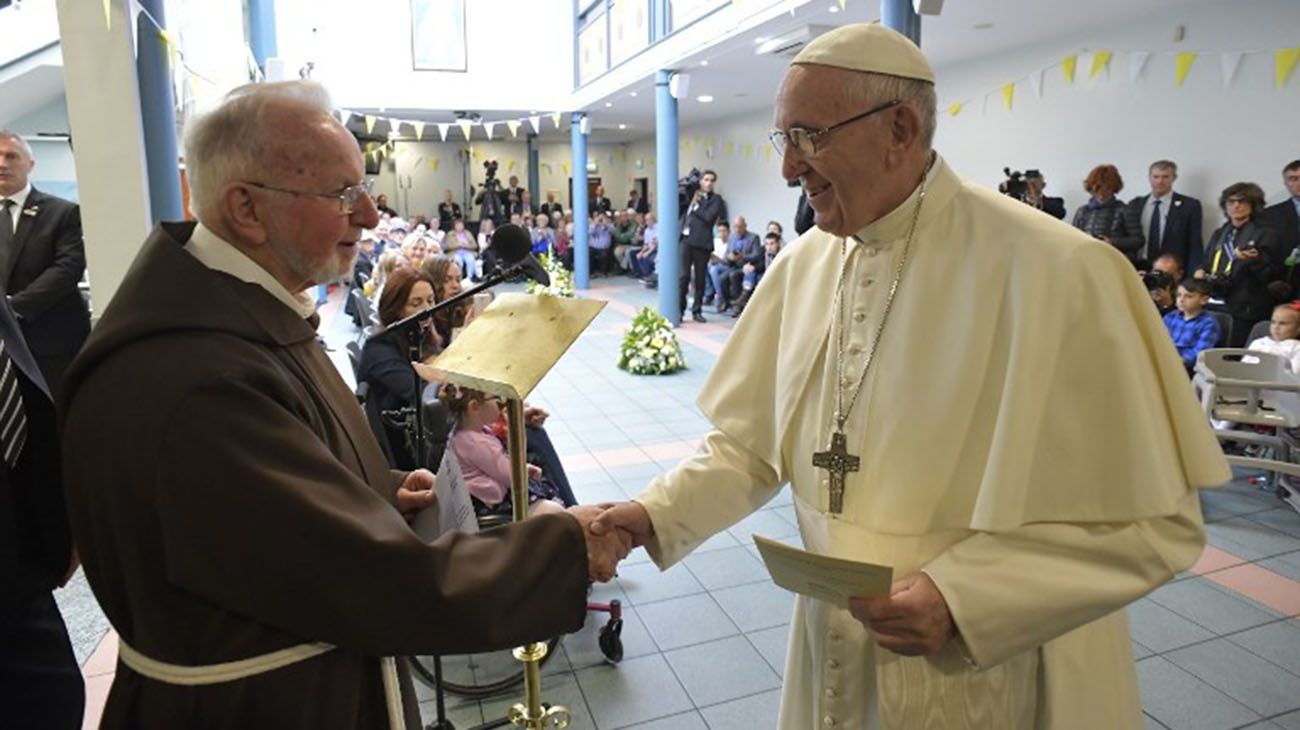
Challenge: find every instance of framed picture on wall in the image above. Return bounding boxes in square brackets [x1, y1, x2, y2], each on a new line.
[411, 0, 468, 72]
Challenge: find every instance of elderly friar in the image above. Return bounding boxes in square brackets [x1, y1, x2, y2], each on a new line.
[59, 81, 627, 730]
[593, 24, 1225, 730]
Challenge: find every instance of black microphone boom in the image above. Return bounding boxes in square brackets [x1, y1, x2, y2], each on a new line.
[369, 223, 550, 343]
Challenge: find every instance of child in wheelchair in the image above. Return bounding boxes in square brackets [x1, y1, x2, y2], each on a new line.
[438, 384, 566, 518]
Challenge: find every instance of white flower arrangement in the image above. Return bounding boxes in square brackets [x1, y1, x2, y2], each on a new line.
[619, 306, 686, 375]
[525, 245, 576, 298]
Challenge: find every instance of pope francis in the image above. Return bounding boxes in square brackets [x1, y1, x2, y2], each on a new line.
[591, 23, 1229, 730]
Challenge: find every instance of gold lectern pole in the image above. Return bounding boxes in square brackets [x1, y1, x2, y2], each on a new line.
[430, 293, 604, 730]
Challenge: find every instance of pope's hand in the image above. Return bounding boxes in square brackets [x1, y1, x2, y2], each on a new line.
[568, 505, 633, 582]
[848, 573, 955, 657]
[396, 469, 437, 523]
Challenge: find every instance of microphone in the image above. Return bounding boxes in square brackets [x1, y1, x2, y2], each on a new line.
[488, 223, 551, 287]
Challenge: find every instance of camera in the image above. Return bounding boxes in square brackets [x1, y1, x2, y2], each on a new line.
[677, 168, 703, 210]
[998, 167, 1028, 200]
[481, 159, 500, 191]
[1143, 270, 1175, 292]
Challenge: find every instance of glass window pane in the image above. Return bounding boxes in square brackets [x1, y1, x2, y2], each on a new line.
[609, 0, 649, 66]
[578, 16, 609, 85]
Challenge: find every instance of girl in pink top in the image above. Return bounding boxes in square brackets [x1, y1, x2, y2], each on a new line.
[440, 385, 564, 517]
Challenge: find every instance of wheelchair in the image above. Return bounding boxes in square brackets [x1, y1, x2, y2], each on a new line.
[1195, 348, 1300, 515]
[355, 381, 625, 700]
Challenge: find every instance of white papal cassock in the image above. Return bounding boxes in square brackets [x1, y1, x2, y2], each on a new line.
[636, 155, 1228, 729]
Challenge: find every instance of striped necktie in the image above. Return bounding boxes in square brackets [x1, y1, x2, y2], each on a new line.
[0, 339, 27, 468]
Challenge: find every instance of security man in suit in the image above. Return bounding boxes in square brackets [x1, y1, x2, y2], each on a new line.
[0, 130, 92, 398]
[1114, 159, 1204, 272]
[0, 287, 83, 729]
[1264, 161, 1300, 262]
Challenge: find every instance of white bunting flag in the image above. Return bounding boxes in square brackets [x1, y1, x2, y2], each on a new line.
[528, 115, 542, 134]
[1220, 51, 1245, 89]
[1028, 67, 1045, 98]
[484, 121, 497, 140]
[457, 120, 473, 140]
[506, 120, 521, 138]
[412, 121, 426, 140]
[437, 123, 451, 142]
[1129, 51, 1151, 83]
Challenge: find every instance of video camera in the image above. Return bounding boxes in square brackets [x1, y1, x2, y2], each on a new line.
[998, 167, 1028, 200]
[677, 168, 703, 211]
[1143, 269, 1175, 293]
[481, 158, 501, 192]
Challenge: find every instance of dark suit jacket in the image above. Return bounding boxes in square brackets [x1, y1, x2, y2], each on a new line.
[0, 291, 68, 624]
[680, 192, 728, 251]
[1114, 193, 1204, 271]
[627, 196, 650, 215]
[1263, 199, 1300, 261]
[5, 188, 92, 363]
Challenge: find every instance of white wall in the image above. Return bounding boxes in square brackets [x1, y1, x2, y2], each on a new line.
[7, 98, 78, 198]
[274, 0, 575, 113]
[932, 0, 1300, 237]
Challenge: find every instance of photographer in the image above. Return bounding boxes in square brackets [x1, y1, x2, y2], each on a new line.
[1000, 168, 1065, 220]
[1195, 183, 1279, 346]
[473, 160, 506, 225]
[678, 169, 727, 323]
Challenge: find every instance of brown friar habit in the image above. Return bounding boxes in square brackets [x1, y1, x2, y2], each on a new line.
[59, 222, 590, 729]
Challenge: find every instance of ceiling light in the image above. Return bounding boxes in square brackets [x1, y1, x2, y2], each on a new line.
[697, 95, 714, 103]
[629, 91, 638, 97]
[618, 124, 628, 130]
[701, 60, 710, 66]
[753, 37, 767, 45]
[604, 101, 613, 107]
[828, 4, 839, 12]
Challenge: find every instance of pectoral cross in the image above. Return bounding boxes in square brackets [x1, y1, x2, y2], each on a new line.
[812, 431, 859, 514]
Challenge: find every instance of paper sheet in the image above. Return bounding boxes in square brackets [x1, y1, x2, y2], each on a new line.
[753, 534, 894, 608]
[411, 450, 479, 542]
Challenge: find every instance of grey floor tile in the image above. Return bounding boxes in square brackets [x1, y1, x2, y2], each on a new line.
[614, 560, 705, 605]
[1200, 488, 1277, 520]
[1246, 508, 1300, 539]
[1132, 639, 1154, 660]
[1127, 598, 1217, 653]
[747, 624, 792, 679]
[620, 546, 653, 567]
[1144, 713, 1170, 730]
[637, 593, 740, 650]
[712, 580, 796, 633]
[694, 529, 742, 553]
[1166, 639, 1300, 716]
[729, 509, 801, 544]
[575, 654, 694, 729]
[768, 488, 794, 507]
[1236, 722, 1283, 729]
[664, 636, 781, 707]
[1259, 551, 1300, 581]
[1228, 620, 1300, 676]
[684, 545, 770, 590]
[1276, 709, 1300, 729]
[564, 605, 659, 669]
[1147, 578, 1280, 635]
[622, 710, 709, 729]
[572, 481, 632, 505]
[419, 700, 484, 727]
[1206, 518, 1300, 560]
[699, 688, 783, 730]
[1137, 656, 1260, 730]
[481, 672, 595, 729]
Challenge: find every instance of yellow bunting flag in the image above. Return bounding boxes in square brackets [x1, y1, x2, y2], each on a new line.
[412, 121, 425, 141]
[743, 143, 753, 159]
[839, 0, 847, 8]
[725, 141, 734, 156]
[159, 29, 180, 74]
[618, 147, 626, 161]
[506, 120, 521, 138]
[1001, 83, 1015, 110]
[1275, 48, 1300, 88]
[508, 159, 517, 172]
[1089, 50, 1112, 80]
[458, 120, 473, 140]
[1061, 54, 1078, 84]
[542, 163, 552, 175]
[1174, 52, 1197, 88]
[550, 112, 563, 129]
[948, 102, 963, 117]
[364, 115, 377, 134]
[103, 0, 112, 29]
[431, 158, 440, 171]
[762, 145, 773, 163]
[561, 162, 571, 175]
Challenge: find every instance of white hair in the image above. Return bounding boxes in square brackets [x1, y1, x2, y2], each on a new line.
[182, 80, 335, 222]
[0, 129, 34, 159]
[843, 73, 937, 150]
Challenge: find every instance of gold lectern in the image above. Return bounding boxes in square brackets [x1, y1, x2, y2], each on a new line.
[430, 292, 605, 729]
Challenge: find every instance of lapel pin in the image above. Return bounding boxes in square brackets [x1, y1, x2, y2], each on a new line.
[22, 206, 38, 217]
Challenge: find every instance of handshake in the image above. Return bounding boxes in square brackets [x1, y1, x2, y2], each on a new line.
[566, 502, 654, 583]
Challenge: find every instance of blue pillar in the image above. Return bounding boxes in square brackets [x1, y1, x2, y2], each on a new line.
[654, 70, 681, 325]
[135, 0, 181, 223]
[571, 114, 590, 290]
[526, 134, 540, 204]
[249, 0, 279, 72]
[881, 0, 921, 45]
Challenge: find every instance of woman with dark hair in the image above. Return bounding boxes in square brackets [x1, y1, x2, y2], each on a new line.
[1072, 164, 1130, 257]
[421, 255, 473, 346]
[1196, 182, 1278, 347]
[356, 266, 441, 469]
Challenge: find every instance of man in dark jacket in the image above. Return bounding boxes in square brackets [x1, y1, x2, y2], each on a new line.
[678, 170, 727, 323]
[59, 80, 627, 730]
[0, 131, 91, 398]
[0, 289, 82, 729]
[1264, 160, 1300, 291]
[1113, 160, 1204, 272]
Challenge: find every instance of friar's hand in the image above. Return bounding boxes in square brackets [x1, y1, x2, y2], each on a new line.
[849, 572, 955, 657]
[396, 469, 437, 523]
[589, 500, 655, 549]
[567, 505, 633, 582]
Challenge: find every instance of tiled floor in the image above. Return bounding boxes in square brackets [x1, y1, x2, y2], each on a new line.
[60, 277, 1300, 729]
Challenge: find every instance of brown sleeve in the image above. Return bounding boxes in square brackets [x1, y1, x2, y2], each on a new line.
[154, 375, 589, 656]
